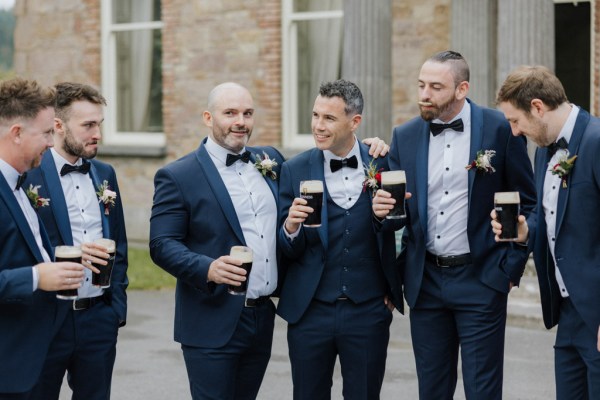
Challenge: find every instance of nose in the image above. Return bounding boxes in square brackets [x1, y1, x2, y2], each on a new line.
[509, 123, 521, 137]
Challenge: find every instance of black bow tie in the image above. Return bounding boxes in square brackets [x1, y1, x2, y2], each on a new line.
[15, 172, 27, 191]
[60, 161, 91, 176]
[430, 118, 464, 136]
[547, 137, 568, 157]
[330, 155, 358, 172]
[225, 151, 251, 167]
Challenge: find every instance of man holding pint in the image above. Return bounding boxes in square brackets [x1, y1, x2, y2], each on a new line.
[0, 78, 86, 399]
[373, 51, 536, 399]
[25, 82, 128, 400]
[493, 66, 600, 399]
[277, 79, 402, 399]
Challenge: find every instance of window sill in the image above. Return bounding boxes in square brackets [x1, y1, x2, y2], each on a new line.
[98, 144, 167, 158]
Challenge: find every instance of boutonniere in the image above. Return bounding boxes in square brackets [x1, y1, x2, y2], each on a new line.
[254, 152, 278, 180]
[550, 152, 577, 188]
[96, 180, 117, 215]
[26, 184, 50, 209]
[362, 159, 383, 193]
[466, 149, 496, 173]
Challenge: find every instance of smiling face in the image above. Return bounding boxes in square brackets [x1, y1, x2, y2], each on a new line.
[55, 100, 104, 163]
[203, 84, 254, 154]
[17, 107, 55, 172]
[311, 95, 361, 157]
[417, 60, 468, 122]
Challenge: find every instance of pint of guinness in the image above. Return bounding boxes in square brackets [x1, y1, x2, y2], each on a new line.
[228, 246, 253, 295]
[300, 180, 324, 227]
[381, 171, 407, 219]
[92, 238, 116, 288]
[55, 245, 82, 300]
[494, 191, 520, 241]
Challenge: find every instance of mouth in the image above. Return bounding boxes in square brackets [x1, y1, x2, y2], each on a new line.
[313, 133, 330, 141]
[418, 101, 433, 107]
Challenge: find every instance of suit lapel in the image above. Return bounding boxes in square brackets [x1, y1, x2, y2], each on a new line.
[0, 173, 45, 262]
[196, 141, 246, 245]
[416, 122, 429, 235]
[309, 149, 328, 251]
[467, 100, 484, 207]
[556, 108, 589, 236]
[88, 161, 110, 237]
[41, 152, 74, 245]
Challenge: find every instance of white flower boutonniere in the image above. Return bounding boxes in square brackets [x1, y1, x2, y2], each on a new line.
[96, 180, 117, 215]
[550, 152, 577, 188]
[466, 150, 496, 173]
[254, 152, 278, 180]
[26, 184, 50, 209]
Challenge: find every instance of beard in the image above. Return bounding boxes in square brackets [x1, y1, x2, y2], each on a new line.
[419, 96, 455, 122]
[63, 125, 98, 160]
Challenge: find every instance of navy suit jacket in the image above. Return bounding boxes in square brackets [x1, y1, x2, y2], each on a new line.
[276, 143, 403, 325]
[149, 139, 283, 348]
[387, 100, 536, 308]
[24, 151, 129, 324]
[0, 171, 65, 393]
[529, 108, 600, 334]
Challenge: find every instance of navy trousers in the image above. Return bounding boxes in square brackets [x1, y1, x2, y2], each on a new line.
[555, 297, 600, 400]
[410, 260, 508, 400]
[287, 297, 392, 400]
[32, 300, 119, 400]
[181, 300, 275, 400]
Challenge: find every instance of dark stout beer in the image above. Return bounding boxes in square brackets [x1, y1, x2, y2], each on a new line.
[92, 238, 116, 288]
[228, 246, 253, 295]
[494, 191, 520, 241]
[381, 171, 407, 219]
[55, 245, 82, 300]
[300, 180, 324, 227]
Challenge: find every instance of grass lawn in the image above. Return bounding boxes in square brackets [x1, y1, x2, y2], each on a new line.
[127, 246, 176, 290]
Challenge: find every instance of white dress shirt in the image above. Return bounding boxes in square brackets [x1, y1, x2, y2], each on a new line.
[51, 149, 104, 299]
[0, 158, 51, 291]
[205, 137, 278, 299]
[426, 101, 471, 256]
[323, 138, 364, 209]
[542, 105, 579, 298]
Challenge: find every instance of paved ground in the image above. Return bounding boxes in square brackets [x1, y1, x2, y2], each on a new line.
[60, 276, 557, 399]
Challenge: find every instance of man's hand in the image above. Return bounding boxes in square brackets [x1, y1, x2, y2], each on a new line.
[284, 197, 313, 234]
[384, 295, 395, 312]
[490, 209, 529, 243]
[207, 256, 247, 286]
[373, 189, 411, 219]
[37, 262, 85, 292]
[80, 242, 105, 274]
[362, 137, 390, 158]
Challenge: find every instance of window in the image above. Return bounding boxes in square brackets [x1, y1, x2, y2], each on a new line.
[101, 0, 164, 147]
[282, 0, 343, 149]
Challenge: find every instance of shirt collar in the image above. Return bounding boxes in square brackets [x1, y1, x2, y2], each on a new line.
[0, 158, 21, 191]
[51, 148, 84, 174]
[205, 136, 248, 166]
[323, 137, 361, 165]
[555, 104, 579, 145]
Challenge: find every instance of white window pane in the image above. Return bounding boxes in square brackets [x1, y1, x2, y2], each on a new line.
[294, 0, 342, 13]
[112, 0, 161, 24]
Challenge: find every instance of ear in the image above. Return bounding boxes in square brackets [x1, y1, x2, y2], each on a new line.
[455, 81, 470, 101]
[54, 117, 64, 134]
[8, 123, 22, 144]
[530, 99, 545, 117]
[349, 114, 362, 133]
[202, 111, 213, 128]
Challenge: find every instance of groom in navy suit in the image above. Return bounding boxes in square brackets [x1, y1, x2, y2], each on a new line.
[0, 78, 86, 399]
[277, 79, 402, 399]
[494, 66, 600, 399]
[25, 82, 128, 400]
[373, 51, 536, 399]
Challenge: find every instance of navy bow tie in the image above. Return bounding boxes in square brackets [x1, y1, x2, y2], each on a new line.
[15, 172, 27, 191]
[547, 137, 568, 157]
[330, 155, 358, 172]
[430, 118, 464, 136]
[60, 161, 91, 176]
[225, 151, 251, 167]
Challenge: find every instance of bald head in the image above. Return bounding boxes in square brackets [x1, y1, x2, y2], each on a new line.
[207, 82, 253, 112]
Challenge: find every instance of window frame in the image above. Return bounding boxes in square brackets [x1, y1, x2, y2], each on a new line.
[100, 0, 165, 148]
[281, 0, 343, 150]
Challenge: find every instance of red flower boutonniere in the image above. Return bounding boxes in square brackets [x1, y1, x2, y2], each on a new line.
[254, 152, 278, 180]
[550, 153, 577, 188]
[362, 160, 383, 194]
[26, 184, 50, 209]
[96, 180, 117, 215]
[466, 149, 496, 173]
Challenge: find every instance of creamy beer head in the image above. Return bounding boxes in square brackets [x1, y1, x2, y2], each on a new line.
[381, 170, 406, 185]
[494, 191, 520, 204]
[55, 245, 82, 259]
[94, 238, 116, 253]
[230, 246, 253, 263]
[300, 180, 323, 195]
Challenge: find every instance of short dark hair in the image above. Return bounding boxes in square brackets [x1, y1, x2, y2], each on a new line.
[0, 77, 55, 123]
[427, 50, 470, 86]
[318, 79, 364, 115]
[496, 65, 568, 113]
[55, 82, 107, 121]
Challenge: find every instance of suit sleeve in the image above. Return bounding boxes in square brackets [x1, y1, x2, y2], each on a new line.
[149, 167, 215, 292]
[0, 267, 34, 303]
[377, 127, 408, 233]
[277, 161, 308, 259]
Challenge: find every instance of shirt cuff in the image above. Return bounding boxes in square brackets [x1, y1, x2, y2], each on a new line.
[32, 266, 39, 291]
[284, 220, 301, 241]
